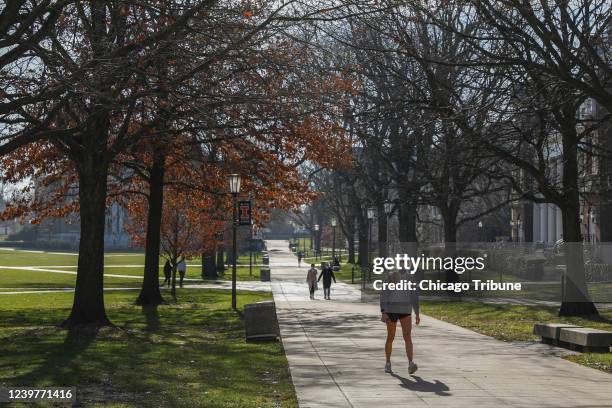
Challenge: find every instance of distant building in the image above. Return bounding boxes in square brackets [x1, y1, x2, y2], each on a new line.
[0, 194, 23, 236]
[21, 178, 134, 249]
[510, 97, 604, 245]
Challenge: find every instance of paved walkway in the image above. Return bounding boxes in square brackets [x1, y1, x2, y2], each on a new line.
[268, 240, 612, 408]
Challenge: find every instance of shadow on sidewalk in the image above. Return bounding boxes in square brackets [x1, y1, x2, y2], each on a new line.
[391, 373, 450, 396]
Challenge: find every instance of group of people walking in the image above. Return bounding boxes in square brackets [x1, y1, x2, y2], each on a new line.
[161, 258, 187, 288]
[306, 262, 337, 300]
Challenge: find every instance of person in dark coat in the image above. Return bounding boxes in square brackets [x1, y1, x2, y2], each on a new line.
[162, 260, 172, 287]
[317, 262, 337, 300]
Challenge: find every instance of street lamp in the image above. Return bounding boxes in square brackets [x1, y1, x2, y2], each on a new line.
[367, 207, 375, 282]
[229, 174, 241, 310]
[478, 220, 483, 243]
[302, 225, 307, 255]
[313, 224, 320, 260]
[331, 217, 337, 263]
[384, 201, 392, 257]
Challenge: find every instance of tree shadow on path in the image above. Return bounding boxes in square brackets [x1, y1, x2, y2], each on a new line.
[391, 373, 451, 396]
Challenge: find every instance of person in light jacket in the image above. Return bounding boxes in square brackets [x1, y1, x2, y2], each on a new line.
[177, 258, 187, 288]
[306, 264, 318, 299]
[380, 269, 420, 375]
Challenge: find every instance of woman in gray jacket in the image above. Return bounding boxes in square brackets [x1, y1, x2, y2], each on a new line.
[380, 269, 420, 375]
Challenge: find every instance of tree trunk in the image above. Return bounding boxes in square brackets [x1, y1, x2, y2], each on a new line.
[397, 201, 418, 257]
[345, 216, 356, 264]
[522, 201, 534, 243]
[357, 213, 368, 268]
[216, 247, 225, 274]
[170, 257, 177, 300]
[136, 151, 165, 306]
[377, 205, 388, 257]
[559, 134, 598, 316]
[202, 249, 217, 279]
[347, 237, 355, 264]
[62, 159, 110, 327]
[443, 206, 460, 291]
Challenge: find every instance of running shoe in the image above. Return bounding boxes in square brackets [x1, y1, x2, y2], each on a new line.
[408, 361, 418, 375]
[384, 361, 392, 373]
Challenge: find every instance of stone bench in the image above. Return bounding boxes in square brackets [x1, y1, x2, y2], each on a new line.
[244, 301, 279, 341]
[534, 323, 612, 352]
[559, 327, 612, 352]
[534, 323, 581, 345]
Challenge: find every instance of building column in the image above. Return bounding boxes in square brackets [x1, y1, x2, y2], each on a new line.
[556, 206, 563, 241]
[533, 204, 540, 242]
[539, 204, 547, 243]
[548, 204, 556, 243]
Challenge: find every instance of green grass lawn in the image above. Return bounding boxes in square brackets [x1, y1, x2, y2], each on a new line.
[234, 253, 264, 266]
[0, 249, 267, 290]
[421, 300, 612, 374]
[0, 289, 297, 407]
[217, 266, 262, 282]
[293, 238, 311, 252]
[0, 268, 142, 289]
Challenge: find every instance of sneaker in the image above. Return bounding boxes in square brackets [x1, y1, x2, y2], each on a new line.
[385, 362, 392, 373]
[408, 361, 418, 375]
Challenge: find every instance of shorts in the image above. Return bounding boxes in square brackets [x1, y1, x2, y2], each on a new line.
[386, 313, 410, 322]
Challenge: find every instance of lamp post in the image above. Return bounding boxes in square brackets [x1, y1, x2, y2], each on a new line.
[478, 220, 483, 243]
[313, 224, 320, 260]
[367, 207, 375, 282]
[331, 217, 337, 263]
[384, 201, 392, 257]
[229, 174, 241, 310]
[249, 225, 253, 277]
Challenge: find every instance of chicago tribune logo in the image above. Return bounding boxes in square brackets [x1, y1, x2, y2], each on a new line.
[372, 254, 487, 275]
[372, 254, 522, 292]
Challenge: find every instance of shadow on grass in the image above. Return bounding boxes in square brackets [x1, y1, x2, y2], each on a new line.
[0, 290, 296, 407]
[142, 306, 160, 332]
[10, 324, 99, 386]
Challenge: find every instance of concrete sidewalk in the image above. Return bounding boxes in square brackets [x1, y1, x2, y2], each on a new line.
[267, 240, 612, 408]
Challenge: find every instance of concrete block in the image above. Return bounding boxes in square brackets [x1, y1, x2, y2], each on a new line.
[559, 327, 612, 350]
[244, 301, 279, 341]
[533, 323, 581, 341]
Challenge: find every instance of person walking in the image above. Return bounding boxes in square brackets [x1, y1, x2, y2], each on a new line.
[317, 262, 336, 300]
[306, 263, 318, 300]
[177, 257, 187, 288]
[297, 251, 303, 267]
[380, 269, 420, 375]
[162, 260, 172, 287]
